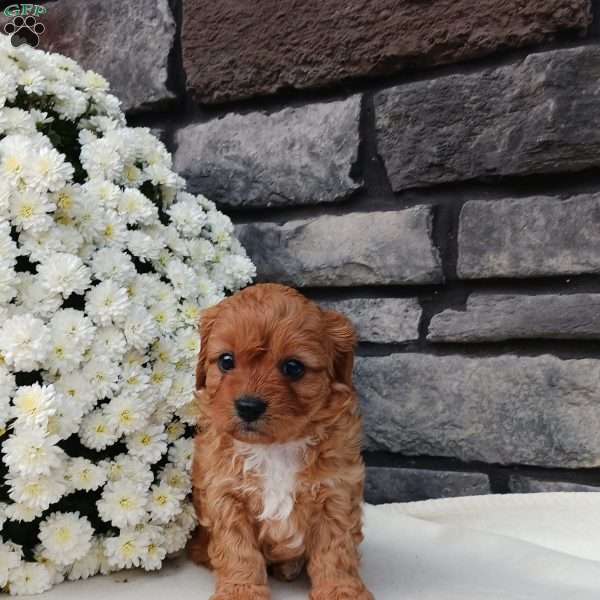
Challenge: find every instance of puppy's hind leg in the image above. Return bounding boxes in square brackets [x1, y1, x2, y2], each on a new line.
[187, 524, 212, 568]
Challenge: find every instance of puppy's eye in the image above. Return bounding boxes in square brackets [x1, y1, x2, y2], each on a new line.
[218, 353, 235, 373]
[281, 359, 305, 380]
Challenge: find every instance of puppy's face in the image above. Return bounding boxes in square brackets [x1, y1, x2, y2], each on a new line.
[195, 284, 356, 444]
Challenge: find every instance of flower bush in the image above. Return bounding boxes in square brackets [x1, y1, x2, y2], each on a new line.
[0, 36, 255, 594]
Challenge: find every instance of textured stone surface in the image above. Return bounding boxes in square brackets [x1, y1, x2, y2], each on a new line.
[236, 209, 442, 287]
[375, 46, 600, 191]
[321, 298, 421, 343]
[365, 467, 490, 504]
[356, 354, 600, 467]
[41, 0, 175, 111]
[181, 0, 591, 104]
[429, 294, 600, 342]
[509, 476, 600, 493]
[174, 97, 361, 207]
[458, 194, 600, 279]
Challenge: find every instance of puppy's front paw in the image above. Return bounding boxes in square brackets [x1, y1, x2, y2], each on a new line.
[310, 583, 374, 600]
[211, 583, 271, 600]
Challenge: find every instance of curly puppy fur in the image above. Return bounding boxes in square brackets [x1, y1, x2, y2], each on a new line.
[190, 283, 373, 600]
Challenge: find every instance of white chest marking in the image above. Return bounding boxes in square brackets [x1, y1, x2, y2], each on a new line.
[234, 439, 310, 522]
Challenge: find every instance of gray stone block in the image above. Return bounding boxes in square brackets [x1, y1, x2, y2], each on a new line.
[236, 209, 442, 287]
[375, 47, 600, 190]
[429, 294, 600, 342]
[509, 476, 600, 493]
[356, 353, 600, 467]
[321, 298, 421, 343]
[365, 467, 491, 504]
[174, 97, 361, 207]
[458, 194, 600, 279]
[42, 0, 176, 112]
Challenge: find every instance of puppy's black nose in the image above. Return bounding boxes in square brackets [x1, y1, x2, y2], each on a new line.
[235, 395, 267, 423]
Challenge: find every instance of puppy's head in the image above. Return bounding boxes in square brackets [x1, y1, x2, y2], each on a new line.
[195, 284, 356, 444]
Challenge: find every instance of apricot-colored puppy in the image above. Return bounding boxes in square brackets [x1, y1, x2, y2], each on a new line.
[190, 283, 373, 600]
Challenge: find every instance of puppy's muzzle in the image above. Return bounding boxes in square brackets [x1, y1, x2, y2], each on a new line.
[235, 395, 267, 423]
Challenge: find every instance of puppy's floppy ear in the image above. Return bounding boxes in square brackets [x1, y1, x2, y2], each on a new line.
[196, 305, 220, 390]
[322, 309, 357, 388]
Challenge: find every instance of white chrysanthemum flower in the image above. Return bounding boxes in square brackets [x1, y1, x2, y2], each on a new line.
[46, 393, 85, 440]
[0, 107, 37, 135]
[11, 384, 57, 429]
[66, 458, 107, 492]
[13, 272, 63, 318]
[0, 540, 21, 588]
[85, 279, 130, 326]
[32, 546, 66, 587]
[9, 190, 55, 232]
[18, 69, 44, 95]
[104, 392, 151, 436]
[168, 198, 207, 237]
[149, 483, 185, 525]
[123, 305, 159, 351]
[187, 237, 216, 264]
[127, 230, 161, 261]
[141, 537, 167, 571]
[149, 361, 175, 397]
[4, 503, 39, 523]
[165, 258, 199, 299]
[149, 301, 178, 334]
[178, 300, 203, 327]
[177, 501, 198, 534]
[165, 419, 187, 444]
[91, 248, 136, 284]
[26, 145, 74, 192]
[159, 463, 192, 494]
[90, 326, 127, 361]
[50, 308, 95, 349]
[70, 195, 104, 241]
[126, 424, 168, 464]
[53, 371, 96, 415]
[96, 211, 128, 248]
[120, 362, 150, 394]
[7, 472, 67, 512]
[82, 356, 120, 399]
[176, 399, 199, 427]
[82, 70, 109, 94]
[168, 437, 194, 471]
[8, 561, 53, 595]
[0, 314, 50, 371]
[166, 372, 195, 410]
[162, 522, 189, 555]
[37, 252, 91, 297]
[2, 429, 64, 477]
[97, 481, 148, 529]
[67, 539, 106, 581]
[118, 188, 157, 224]
[38, 512, 93, 566]
[102, 455, 152, 489]
[104, 529, 149, 570]
[79, 409, 119, 451]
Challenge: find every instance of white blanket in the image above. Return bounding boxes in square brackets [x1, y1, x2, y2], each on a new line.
[29, 493, 600, 599]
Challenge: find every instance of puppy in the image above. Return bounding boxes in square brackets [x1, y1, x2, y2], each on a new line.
[190, 283, 373, 600]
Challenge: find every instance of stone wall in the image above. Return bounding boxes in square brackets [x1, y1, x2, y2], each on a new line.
[33, 0, 600, 502]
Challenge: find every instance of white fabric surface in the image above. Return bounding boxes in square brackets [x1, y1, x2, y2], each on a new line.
[28, 493, 600, 599]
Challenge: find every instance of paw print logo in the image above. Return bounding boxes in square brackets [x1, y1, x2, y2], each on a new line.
[3, 15, 45, 48]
